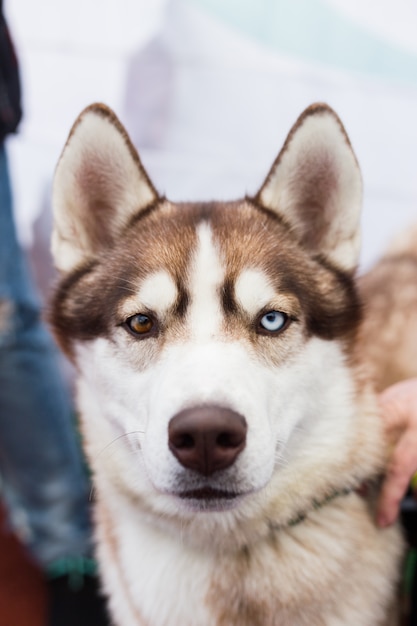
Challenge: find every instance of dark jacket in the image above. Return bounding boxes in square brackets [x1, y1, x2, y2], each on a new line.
[0, 0, 22, 142]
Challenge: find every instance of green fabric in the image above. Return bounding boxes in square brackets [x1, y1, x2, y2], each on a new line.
[404, 548, 417, 598]
[47, 557, 98, 591]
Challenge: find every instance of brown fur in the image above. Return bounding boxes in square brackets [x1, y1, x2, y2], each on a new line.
[359, 233, 417, 391]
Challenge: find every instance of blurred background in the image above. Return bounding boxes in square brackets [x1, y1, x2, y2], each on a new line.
[4, 0, 417, 276]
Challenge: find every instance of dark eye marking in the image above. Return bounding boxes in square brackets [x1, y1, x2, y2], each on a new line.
[123, 314, 157, 338]
[256, 310, 291, 335]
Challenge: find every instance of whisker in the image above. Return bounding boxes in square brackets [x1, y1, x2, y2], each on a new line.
[116, 285, 139, 294]
[96, 430, 145, 460]
[89, 430, 146, 501]
[274, 438, 290, 468]
[115, 277, 142, 292]
[89, 485, 96, 502]
[116, 277, 140, 287]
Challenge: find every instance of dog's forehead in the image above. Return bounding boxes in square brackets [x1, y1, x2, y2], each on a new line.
[120, 199, 297, 314]
[128, 200, 295, 276]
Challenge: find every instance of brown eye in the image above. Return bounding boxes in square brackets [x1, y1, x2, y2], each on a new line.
[125, 314, 154, 337]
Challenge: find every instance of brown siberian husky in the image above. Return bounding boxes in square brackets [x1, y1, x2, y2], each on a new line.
[50, 103, 415, 625]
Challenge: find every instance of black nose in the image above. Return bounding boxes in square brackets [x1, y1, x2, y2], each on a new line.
[168, 406, 247, 476]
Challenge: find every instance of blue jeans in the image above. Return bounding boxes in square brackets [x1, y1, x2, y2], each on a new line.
[0, 143, 93, 570]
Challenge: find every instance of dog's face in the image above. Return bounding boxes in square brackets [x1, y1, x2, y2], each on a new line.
[51, 104, 363, 521]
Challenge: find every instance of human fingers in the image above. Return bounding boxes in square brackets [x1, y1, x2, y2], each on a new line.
[376, 431, 417, 527]
[379, 378, 417, 437]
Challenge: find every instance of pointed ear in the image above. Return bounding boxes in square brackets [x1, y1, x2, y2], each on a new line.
[51, 103, 159, 272]
[255, 103, 362, 272]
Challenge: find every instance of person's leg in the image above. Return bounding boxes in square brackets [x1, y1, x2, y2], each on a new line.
[0, 143, 92, 568]
[0, 143, 111, 625]
[0, 323, 93, 568]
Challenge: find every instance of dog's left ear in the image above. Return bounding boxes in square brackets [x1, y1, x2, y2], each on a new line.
[52, 103, 159, 273]
[256, 103, 362, 272]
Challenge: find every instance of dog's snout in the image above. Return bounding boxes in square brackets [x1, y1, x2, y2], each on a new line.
[168, 406, 247, 476]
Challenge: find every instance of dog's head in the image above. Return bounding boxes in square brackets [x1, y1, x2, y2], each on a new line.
[51, 104, 367, 528]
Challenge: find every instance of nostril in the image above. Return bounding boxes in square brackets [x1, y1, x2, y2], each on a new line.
[216, 431, 243, 448]
[174, 433, 194, 449]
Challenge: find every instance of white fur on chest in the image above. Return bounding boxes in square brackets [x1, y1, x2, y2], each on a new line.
[96, 491, 216, 626]
[94, 486, 402, 626]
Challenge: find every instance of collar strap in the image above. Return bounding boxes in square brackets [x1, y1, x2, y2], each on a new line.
[288, 487, 354, 528]
[268, 487, 355, 533]
[272, 476, 383, 532]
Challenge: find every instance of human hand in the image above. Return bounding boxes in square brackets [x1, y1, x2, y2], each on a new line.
[377, 378, 417, 527]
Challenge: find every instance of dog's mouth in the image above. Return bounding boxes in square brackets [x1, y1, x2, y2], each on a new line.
[178, 487, 238, 501]
[173, 486, 243, 511]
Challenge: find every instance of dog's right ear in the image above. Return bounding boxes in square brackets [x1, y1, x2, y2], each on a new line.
[51, 103, 159, 273]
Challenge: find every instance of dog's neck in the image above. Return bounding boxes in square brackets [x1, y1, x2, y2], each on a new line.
[268, 478, 380, 534]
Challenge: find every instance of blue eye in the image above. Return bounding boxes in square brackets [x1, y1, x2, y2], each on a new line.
[259, 311, 288, 333]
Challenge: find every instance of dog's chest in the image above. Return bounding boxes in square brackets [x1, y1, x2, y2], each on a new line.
[97, 496, 402, 626]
